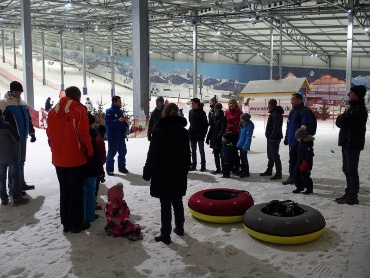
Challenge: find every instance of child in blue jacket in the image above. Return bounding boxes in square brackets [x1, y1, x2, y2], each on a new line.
[236, 113, 254, 178]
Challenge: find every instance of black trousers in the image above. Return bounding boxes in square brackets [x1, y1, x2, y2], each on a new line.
[56, 165, 85, 229]
[159, 196, 185, 239]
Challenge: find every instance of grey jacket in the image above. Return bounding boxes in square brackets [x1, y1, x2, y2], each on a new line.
[0, 116, 20, 165]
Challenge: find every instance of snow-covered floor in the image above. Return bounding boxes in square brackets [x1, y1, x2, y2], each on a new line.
[0, 54, 369, 278]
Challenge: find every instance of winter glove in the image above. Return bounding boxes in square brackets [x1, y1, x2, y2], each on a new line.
[283, 137, 288, 146]
[300, 160, 310, 172]
[30, 134, 36, 143]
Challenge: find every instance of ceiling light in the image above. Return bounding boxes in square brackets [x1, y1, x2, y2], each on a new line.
[364, 27, 369, 32]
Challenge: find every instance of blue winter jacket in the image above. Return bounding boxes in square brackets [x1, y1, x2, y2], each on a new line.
[285, 103, 312, 148]
[236, 121, 254, 151]
[104, 104, 128, 141]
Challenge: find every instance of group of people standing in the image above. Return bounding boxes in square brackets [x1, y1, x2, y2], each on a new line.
[0, 80, 367, 245]
[144, 85, 367, 244]
[46, 87, 129, 233]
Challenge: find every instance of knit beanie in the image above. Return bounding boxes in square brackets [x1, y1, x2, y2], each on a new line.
[222, 131, 233, 142]
[210, 97, 218, 103]
[240, 113, 251, 121]
[156, 96, 164, 104]
[10, 81, 23, 92]
[295, 128, 307, 139]
[350, 85, 367, 99]
[214, 103, 222, 110]
[107, 182, 124, 202]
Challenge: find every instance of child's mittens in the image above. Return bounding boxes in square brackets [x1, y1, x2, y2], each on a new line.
[300, 160, 310, 172]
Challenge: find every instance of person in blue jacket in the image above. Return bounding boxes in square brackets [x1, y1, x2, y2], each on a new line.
[0, 81, 36, 192]
[283, 93, 312, 185]
[104, 96, 129, 176]
[236, 113, 254, 178]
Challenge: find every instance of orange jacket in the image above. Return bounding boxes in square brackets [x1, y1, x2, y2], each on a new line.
[46, 97, 93, 167]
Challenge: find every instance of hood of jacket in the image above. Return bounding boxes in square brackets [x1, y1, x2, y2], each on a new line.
[54, 97, 87, 116]
[270, 106, 284, 115]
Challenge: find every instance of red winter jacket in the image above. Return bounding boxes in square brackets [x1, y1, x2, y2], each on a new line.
[225, 108, 243, 135]
[46, 97, 93, 167]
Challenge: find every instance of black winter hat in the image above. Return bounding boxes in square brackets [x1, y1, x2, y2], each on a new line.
[350, 85, 367, 99]
[295, 128, 307, 139]
[214, 103, 223, 110]
[240, 113, 251, 122]
[210, 97, 218, 103]
[222, 131, 233, 142]
[10, 81, 23, 92]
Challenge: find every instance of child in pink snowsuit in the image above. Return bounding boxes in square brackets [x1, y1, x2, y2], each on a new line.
[104, 182, 142, 240]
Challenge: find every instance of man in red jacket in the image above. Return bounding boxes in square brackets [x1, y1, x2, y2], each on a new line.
[47, 86, 93, 233]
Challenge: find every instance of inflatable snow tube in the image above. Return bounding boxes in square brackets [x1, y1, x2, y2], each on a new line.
[243, 201, 326, 245]
[188, 188, 254, 224]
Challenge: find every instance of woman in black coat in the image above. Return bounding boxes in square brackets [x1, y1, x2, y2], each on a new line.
[206, 103, 227, 174]
[143, 103, 191, 244]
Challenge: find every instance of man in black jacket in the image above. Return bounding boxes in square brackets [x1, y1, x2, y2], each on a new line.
[188, 98, 208, 171]
[147, 96, 165, 141]
[335, 85, 368, 205]
[260, 99, 284, 180]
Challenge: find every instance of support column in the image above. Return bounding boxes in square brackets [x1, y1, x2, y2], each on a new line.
[110, 28, 115, 97]
[83, 29, 87, 95]
[41, 31, 46, 85]
[269, 26, 273, 80]
[193, 15, 198, 98]
[132, 0, 150, 119]
[279, 17, 282, 78]
[60, 31, 64, 91]
[345, 2, 354, 96]
[13, 30, 17, 69]
[21, 0, 34, 108]
[2, 30, 5, 63]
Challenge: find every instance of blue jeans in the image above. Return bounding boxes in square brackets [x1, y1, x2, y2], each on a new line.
[342, 147, 361, 198]
[267, 139, 282, 175]
[240, 149, 249, 166]
[106, 139, 127, 172]
[0, 161, 21, 200]
[288, 145, 299, 176]
[84, 176, 97, 222]
[190, 140, 206, 167]
[8, 139, 28, 191]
